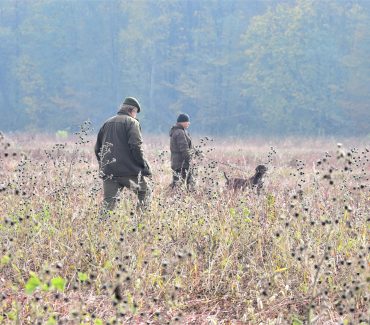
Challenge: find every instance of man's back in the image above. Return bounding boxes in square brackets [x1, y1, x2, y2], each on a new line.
[95, 113, 145, 178]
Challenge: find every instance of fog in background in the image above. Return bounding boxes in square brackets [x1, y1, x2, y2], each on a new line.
[0, 0, 369, 136]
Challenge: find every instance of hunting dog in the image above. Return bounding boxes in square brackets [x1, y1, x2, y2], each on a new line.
[224, 164, 268, 194]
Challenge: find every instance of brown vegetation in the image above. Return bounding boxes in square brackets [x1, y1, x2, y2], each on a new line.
[0, 130, 369, 324]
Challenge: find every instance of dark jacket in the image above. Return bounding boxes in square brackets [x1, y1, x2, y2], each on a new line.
[95, 109, 151, 178]
[169, 124, 192, 170]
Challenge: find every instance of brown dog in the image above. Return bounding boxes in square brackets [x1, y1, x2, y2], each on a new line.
[224, 165, 268, 194]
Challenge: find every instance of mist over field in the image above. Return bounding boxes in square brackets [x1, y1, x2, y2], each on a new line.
[0, 0, 369, 324]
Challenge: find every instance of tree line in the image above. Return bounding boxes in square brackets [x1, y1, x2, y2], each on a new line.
[0, 0, 369, 136]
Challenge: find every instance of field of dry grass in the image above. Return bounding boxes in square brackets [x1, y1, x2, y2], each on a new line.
[0, 128, 369, 324]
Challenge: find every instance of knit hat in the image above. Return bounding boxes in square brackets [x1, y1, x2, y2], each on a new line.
[177, 113, 190, 123]
[123, 97, 141, 112]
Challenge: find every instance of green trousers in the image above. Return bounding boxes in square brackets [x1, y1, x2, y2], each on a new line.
[102, 175, 150, 212]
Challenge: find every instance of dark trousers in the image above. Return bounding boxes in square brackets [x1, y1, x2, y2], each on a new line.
[171, 168, 194, 189]
[102, 175, 150, 212]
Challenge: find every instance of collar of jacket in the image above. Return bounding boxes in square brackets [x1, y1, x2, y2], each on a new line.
[117, 110, 140, 122]
[174, 123, 185, 129]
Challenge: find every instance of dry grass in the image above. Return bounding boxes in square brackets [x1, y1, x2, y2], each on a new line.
[0, 128, 369, 324]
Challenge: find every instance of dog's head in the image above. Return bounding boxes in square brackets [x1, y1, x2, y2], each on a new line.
[255, 164, 268, 175]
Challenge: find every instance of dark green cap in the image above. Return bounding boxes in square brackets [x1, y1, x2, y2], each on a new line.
[123, 97, 141, 112]
[177, 113, 190, 122]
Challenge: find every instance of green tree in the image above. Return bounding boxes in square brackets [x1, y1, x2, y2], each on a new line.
[0, 0, 368, 135]
[341, 4, 370, 134]
[240, 0, 360, 135]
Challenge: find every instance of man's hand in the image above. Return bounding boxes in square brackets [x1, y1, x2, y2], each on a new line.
[142, 161, 152, 177]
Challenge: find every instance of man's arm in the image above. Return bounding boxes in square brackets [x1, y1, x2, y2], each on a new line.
[94, 126, 104, 162]
[175, 130, 191, 168]
[127, 119, 150, 175]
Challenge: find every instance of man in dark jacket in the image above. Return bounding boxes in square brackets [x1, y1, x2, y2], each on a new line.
[95, 97, 151, 212]
[169, 113, 194, 189]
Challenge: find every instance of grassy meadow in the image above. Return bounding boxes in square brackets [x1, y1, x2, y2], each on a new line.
[0, 129, 369, 324]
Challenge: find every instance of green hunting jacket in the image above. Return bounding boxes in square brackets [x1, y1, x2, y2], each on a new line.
[169, 124, 192, 170]
[95, 109, 151, 178]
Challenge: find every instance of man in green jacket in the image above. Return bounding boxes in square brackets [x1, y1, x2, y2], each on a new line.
[95, 97, 151, 212]
[169, 113, 194, 189]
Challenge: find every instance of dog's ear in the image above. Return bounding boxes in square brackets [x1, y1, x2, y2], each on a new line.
[256, 165, 267, 173]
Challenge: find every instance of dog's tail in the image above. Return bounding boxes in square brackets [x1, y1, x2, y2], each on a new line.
[223, 171, 229, 182]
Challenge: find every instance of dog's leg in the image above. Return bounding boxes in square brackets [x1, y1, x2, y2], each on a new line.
[257, 183, 262, 195]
